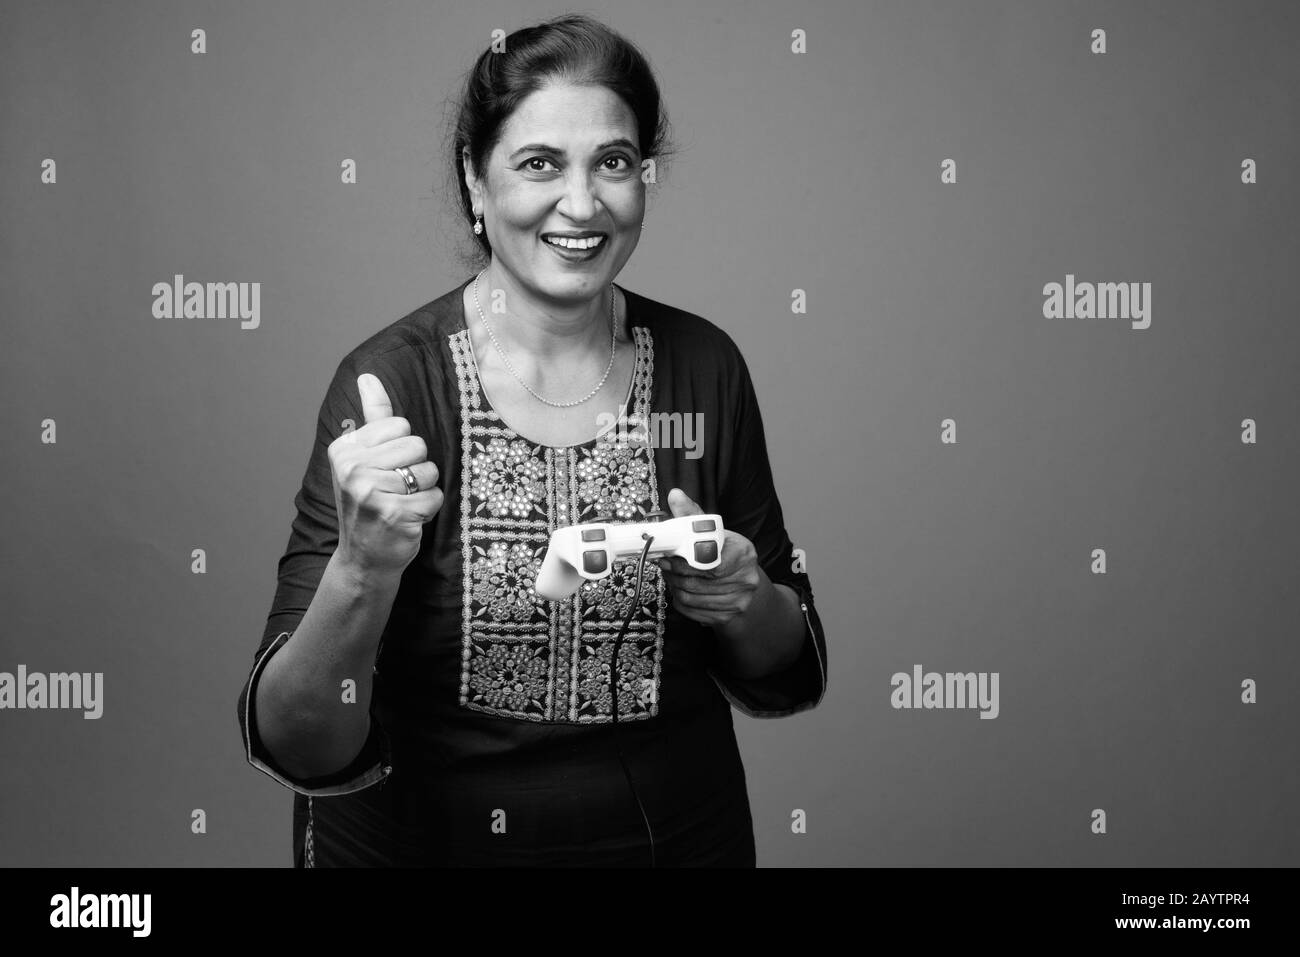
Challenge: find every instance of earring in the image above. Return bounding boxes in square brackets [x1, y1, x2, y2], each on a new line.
[640, 222, 645, 230]
[473, 215, 483, 235]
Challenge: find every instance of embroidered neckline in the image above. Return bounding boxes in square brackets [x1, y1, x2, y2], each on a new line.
[449, 306, 667, 725]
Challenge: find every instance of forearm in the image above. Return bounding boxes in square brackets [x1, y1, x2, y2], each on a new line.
[254, 551, 401, 780]
[711, 573, 807, 680]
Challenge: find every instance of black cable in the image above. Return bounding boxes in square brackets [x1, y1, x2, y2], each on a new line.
[609, 533, 656, 867]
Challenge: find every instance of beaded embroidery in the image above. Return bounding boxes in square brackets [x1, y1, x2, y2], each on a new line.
[450, 325, 667, 723]
[305, 797, 314, 868]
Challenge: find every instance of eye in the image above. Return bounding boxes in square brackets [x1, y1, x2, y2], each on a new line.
[519, 154, 634, 174]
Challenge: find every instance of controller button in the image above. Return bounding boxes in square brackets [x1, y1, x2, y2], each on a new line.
[581, 528, 606, 542]
[691, 519, 717, 532]
[693, 541, 719, 564]
[645, 510, 670, 523]
[583, 550, 608, 574]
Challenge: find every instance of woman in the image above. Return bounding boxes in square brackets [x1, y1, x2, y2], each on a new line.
[236, 13, 827, 867]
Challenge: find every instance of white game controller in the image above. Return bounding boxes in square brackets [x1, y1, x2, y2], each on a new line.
[534, 511, 726, 600]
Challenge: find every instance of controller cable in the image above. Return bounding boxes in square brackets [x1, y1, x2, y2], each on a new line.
[608, 533, 657, 867]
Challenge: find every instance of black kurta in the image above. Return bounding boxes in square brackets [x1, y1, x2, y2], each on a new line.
[237, 275, 828, 866]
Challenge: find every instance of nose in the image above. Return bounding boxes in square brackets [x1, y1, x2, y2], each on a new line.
[556, 169, 599, 222]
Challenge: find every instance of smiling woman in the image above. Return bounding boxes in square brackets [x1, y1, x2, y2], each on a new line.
[464, 83, 643, 281]
[236, 12, 829, 868]
[473, 91, 637, 272]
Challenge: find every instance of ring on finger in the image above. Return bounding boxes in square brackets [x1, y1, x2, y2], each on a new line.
[394, 465, 419, 495]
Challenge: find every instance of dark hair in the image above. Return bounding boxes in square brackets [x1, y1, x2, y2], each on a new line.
[443, 13, 677, 271]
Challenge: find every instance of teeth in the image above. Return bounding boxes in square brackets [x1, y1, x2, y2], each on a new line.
[545, 235, 605, 250]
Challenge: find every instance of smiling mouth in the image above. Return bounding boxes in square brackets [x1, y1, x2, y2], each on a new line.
[541, 234, 608, 250]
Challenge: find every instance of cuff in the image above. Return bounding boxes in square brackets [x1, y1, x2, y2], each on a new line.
[237, 631, 392, 796]
[708, 580, 828, 718]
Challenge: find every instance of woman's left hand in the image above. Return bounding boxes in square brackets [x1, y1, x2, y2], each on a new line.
[654, 488, 763, 629]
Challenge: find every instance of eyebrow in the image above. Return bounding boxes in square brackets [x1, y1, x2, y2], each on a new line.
[509, 138, 639, 160]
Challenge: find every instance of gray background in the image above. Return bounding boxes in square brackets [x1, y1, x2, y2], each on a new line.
[2, 0, 1297, 866]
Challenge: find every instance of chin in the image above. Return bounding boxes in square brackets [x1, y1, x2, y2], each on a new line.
[539, 266, 612, 290]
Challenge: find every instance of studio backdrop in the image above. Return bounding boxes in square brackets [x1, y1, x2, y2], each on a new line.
[1, 0, 1296, 866]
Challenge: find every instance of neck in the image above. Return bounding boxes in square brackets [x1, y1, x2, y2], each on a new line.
[476, 265, 618, 359]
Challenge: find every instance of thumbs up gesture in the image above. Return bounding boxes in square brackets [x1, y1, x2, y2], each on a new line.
[655, 488, 762, 628]
[327, 373, 444, 578]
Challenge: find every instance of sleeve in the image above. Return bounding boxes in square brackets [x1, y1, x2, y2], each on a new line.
[707, 341, 828, 718]
[235, 357, 393, 796]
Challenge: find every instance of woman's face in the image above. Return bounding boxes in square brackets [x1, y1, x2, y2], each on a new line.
[465, 81, 645, 306]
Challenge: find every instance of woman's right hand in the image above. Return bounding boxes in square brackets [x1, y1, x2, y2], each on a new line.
[329, 373, 444, 578]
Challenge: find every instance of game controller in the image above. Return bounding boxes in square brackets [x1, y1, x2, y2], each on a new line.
[534, 511, 726, 600]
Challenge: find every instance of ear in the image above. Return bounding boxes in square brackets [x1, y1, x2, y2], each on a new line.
[462, 146, 482, 203]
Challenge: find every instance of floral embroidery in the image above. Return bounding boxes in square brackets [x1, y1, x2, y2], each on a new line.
[469, 436, 548, 519]
[578, 559, 662, 622]
[451, 324, 667, 723]
[576, 639, 657, 718]
[468, 541, 545, 623]
[574, 441, 651, 520]
[467, 642, 550, 712]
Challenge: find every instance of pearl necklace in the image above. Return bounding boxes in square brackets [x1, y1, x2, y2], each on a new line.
[472, 269, 617, 408]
